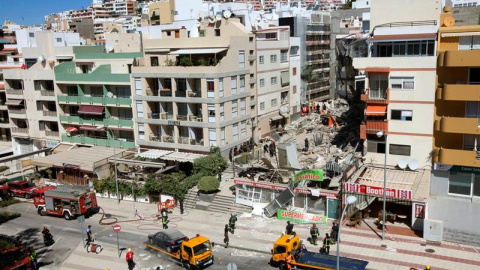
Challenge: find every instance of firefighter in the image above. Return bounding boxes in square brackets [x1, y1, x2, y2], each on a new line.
[70, 200, 76, 214]
[310, 223, 319, 245]
[162, 215, 169, 229]
[285, 251, 293, 270]
[29, 247, 37, 270]
[126, 247, 135, 270]
[285, 221, 294, 235]
[322, 233, 332, 255]
[224, 224, 229, 248]
[229, 213, 237, 234]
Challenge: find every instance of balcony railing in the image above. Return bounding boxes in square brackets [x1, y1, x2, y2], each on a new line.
[6, 89, 24, 95]
[161, 135, 175, 143]
[43, 111, 57, 117]
[57, 95, 132, 106]
[45, 130, 59, 137]
[59, 115, 134, 128]
[175, 91, 187, 97]
[160, 112, 174, 120]
[366, 120, 388, 134]
[11, 127, 28, 134]
[40, 90, 55, 96]
[363, 88, 390, 104]
[160, 89, 172, 97]
[61, 134, 135, 148]
[9, 109, 26, 114]
[146, 89, 158, 96]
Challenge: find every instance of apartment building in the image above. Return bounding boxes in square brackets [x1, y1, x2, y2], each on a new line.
[55, 46, 142, 149]
[148, 1, 175, 26]
[430, 7, 480, 246]
[131, 17, 256, 156]
[255, 27, 292, 137]
[104, 0, 135, 16]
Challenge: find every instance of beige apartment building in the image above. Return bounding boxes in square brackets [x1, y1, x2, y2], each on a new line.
[132, 17, 256, 156]
[148, 1, 175, 26]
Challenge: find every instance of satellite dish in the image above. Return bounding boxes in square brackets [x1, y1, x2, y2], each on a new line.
[398, 158, 408, 170]
[105, 42, 114, 53]
[107, 92, 114, 98]
[208, 15, 216, 24]
[223, 10, 232, 19]
[215, 14, 222, 22]
[408, 159, 419, 171]
[37, 55, 46, 63]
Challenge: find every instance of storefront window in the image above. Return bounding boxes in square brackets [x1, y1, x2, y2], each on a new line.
[306, 195, 326, 215]
[474, 175, 480, 197]
[449, 173, 472, 196]
[294, 193, 306, 209]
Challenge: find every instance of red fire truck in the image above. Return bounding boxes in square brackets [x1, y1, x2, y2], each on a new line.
[0, 234, 31, 270]
[33, 185, 98, 220]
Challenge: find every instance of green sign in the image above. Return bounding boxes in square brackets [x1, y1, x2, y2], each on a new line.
[293, 169, 323, 185]
[278, 209, 327, 225]
[435, 163, 480, 174]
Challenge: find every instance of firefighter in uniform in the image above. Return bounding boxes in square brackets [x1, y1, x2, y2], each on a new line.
[126, 247, 135, 270]
[285, 221, 294, 235]
[228, 213, 237, 234]
[70, 200, 76, 214]
[310, 223, 319, 245]
[161, 208, 169, 229]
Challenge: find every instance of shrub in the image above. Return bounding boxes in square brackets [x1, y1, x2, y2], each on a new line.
[0, 211, 21, 225]
[0, 199, 20, 208]
[179, 56, 193, 67]
[197, 176, 220, 193]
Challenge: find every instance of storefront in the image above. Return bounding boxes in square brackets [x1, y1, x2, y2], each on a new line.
[234, 178, 339, 220]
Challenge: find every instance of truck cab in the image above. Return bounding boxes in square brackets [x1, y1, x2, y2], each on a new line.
[270, 234, 301, 269]
[180, 234, 214, 269]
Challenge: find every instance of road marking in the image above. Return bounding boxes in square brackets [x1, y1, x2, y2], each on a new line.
[38, 236, 62, 263]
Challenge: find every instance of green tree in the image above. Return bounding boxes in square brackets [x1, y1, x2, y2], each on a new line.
[197, 176, 220, 193]
[193, 147, 227, 177]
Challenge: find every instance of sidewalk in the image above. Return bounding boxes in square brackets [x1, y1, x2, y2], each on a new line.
[93, 197, 480, 270]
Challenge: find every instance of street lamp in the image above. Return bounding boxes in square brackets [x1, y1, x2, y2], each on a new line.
[337, 195, 357, 270]
[97, 126, 120, 204]
[376, 130, 387, 240]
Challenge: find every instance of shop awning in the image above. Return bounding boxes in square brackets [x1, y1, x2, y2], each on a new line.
[52, 143, 75, 154]
[366, 105, 387, 116]
[440, 31, 480, 37]
[137, 149, 173, 159]
[169, 48, 228, 55]
[78, 105, 104, 115]
[270, 115, 284, 121]
[56, 55, 74, 60]
[80, 125, 103, 131]
[5, 99, 24, 106]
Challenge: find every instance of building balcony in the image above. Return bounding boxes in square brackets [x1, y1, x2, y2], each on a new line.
[305, 40, 331, 46]
[9, 109, 27, 118]
[61, 134, 135, 148]
[362, 88, 390, 104]
[248, 55, 256, 61]
[437, 148, 480, 167]
[43, 111, 57, 117]
[57, 95, 132, 107]
[59, 115, 134, 128]
[44, 130, 60, 138]
[438, 50, 480, 67]
[436, 84, 480, 101]
[435, 117, 480, 134]
[6, 89, 24, 96]
[54, 62, 131, 83]
[366, 120, 388, 134]
[0, 121, 10, 128]
[40, 90, 55, 97]
[11, 127, 28, 134]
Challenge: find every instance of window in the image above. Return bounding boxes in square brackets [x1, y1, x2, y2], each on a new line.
[271, 98, 277, 107]
[280, 50, 288, 63]
[220, 103, 224, 121]
[260, 79, 265, 87]
[221, 128, 225, 146]
[259, 55, 264, 64]
[232, 101, 238, 118]
[281, 71, 289, 87]
[239, 50, 245, 69]
[34, 81, 41, 90]
[207, 79, 215, 98]
[240, 76, 245, 92]
[118, 108, 132, 119]
[215, 29, 221, 36]
[290, 46, 299, 55]
[231, 76, 237, 94]
[136, 101, 144, 118]
[151, 57, 159, 67]
[29, 32, 34, 38]
[463, 134, 480, 150]
[240, 98, 246, 116]
[219, 78, 224, 97]
[293, 67, 297, 76]
[135, 78, 142, 95]
[39, 121, 45, 131]
[375, 40, 435, 57]
[271, 77, 277, 85]
[45, 81, 54, 91]
[389, 144, 411, 156]
[469, 68, 480, 84]
[270, 54, 277, 63]
[466, 102, 480, 118]
[391, 110, 412, 121]
[138, 124, 145, 140]
[449, 173, 473, 196]
[293, 85, 297, 94]
[369, 74, 388, 99]
[274, 245, 287, 254]
[209, 129, 217, 146]
[390, 76, 414, 89]
[241, 121, 247, 138]
[176, 79, 187, 92]
[459, 36, 480, 50]
[232, 124, 238, 141]
[266, 33, 277, 40]
[116, 86, 131, 97]
[36, 101, 43, 111]
[208, 104, 216, 123]
[260, 102, 265, 111]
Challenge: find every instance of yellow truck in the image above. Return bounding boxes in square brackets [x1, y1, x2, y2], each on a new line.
[145, 229, 214, 270]
[270, 234, 369, 270]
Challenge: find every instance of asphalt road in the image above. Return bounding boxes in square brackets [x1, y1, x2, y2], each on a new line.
[1, 200, 274, 270]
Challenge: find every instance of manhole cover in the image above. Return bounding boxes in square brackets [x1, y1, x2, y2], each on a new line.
[425, 248, 435, 253]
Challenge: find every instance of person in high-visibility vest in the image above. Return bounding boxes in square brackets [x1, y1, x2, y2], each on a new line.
[162, 216, 169, 229]
[29, 247, 37, 270]
[310, 223, 319, 245]
[322, 233, 332, 255]
[285, 251, 293, 270]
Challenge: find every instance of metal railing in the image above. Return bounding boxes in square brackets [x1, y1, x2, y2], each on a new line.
[40, 90, 55, 96]
[9, 109, 26, 114]
[45, 131, 59, 137]
[11, 127, 28, 134]
[6, 89, 24, 95]
[43, 111, 57, 117]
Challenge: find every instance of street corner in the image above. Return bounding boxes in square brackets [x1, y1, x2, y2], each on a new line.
[58, 242, 127, 270]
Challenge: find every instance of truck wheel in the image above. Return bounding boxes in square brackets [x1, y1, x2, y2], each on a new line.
[38, 207, 46, 216]
[279, 262, 287, 270]
[182, 260, 191, 270]
[24, 193, 30, 199]
[166, 246, 172, 253]
[63, 212, 71, 220]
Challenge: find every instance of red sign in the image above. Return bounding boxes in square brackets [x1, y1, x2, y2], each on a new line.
[344, 183, 412, 200]
[234, 179, 338, 198]
[113, 224, 121, 232]
[294, 188, 338, 198]
[414, 203, 425, 219]
[158, 199, 176, 212]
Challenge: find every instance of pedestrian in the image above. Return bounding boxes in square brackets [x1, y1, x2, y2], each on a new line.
[229, 149, 233, 162]
[310, 223, 319, 245]
[322, 233, 332, 255]
[331, 221, 339, 243]
[316, 103, 320, 113]
[29, 247, 37, 270]
[126, 247, 135, 270]
[179, 199, 184, 215]
[285, 221, 294, 235]
[224, 224, 229, 248]
[322, 102, 327, 112]
[229, 213, 237, 234]
[162, 216, 169, 229]
[285, 251, 293, 270]
[86, 225, 93, 246]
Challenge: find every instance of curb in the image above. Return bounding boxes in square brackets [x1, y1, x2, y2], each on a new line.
[216, 243, 271, 255]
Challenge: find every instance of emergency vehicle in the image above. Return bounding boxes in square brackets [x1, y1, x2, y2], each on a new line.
[0, 234, 31, 270]
[145, 231, 214, 270]
[270, 234, 369, 270]
[33, 185, 98, 220]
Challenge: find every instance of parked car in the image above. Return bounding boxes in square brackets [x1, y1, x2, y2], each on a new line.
[7, 180, 37, 199]
[148, 228, 187, 253]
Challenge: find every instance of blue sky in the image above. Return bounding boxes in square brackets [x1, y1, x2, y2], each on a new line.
[0, 0, 93, 26]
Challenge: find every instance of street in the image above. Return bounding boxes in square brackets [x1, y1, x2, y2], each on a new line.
[1, 200, 272, 270]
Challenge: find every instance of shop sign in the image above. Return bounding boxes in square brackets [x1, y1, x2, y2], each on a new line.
[344, 183, 412, 200]
[277, 209, 327, 225]
[294, 188, 337, 198]
[414, 203, 425, 219]
[434, 162, 480, 174]
[293, 169, 323, 185]
[234, 179, 286, 191]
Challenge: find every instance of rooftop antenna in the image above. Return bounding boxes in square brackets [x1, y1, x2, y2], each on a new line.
[408, 159, 419, 171]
